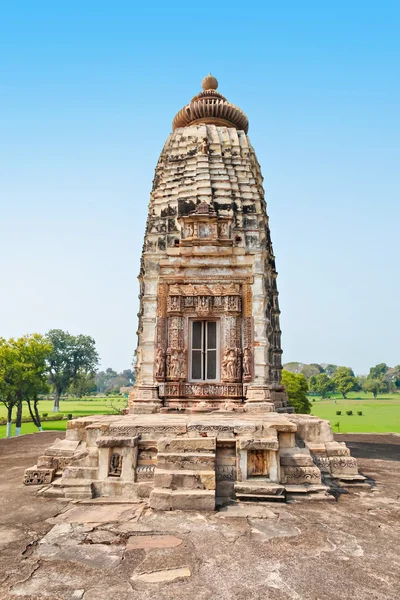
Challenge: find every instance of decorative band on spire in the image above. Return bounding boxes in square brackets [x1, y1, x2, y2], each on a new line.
[172, 74, 249, 133]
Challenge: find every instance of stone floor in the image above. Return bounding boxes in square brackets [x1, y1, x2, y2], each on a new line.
[1, 431, 400, 600]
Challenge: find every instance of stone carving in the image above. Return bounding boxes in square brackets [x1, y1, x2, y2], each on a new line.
[136, 465, 155, 481]
[222, 349, 237, 381]
[109, 452, 123, 477]
[216, 465, 236, 481]
[166, 348, 185, 380]
[200, 137, 209, 155]
[24, 468, 55, 486]
[243, 347, 251, 379]
[218, 221, 229, 238]
[155, 347, 165, 380]
[159, 382, 243, 398]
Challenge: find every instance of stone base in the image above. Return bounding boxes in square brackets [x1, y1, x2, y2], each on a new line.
[24, 412, 366, 510]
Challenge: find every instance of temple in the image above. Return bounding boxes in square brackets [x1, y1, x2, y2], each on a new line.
[24, 76, 365, 509]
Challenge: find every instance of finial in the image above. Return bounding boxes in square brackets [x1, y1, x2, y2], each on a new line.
[202, 73, 218, 91]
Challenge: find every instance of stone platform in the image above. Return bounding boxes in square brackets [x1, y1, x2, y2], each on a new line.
[24, 412, 365, 509]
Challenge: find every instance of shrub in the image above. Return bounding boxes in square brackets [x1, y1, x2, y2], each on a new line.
[42, 412, 48, 418]
[346, 410, 353, 416]
[67, 413, 73, 420]
[357, 411, 363, 416]
[336, 410, 342, 415]
[312, 399, 316, 402]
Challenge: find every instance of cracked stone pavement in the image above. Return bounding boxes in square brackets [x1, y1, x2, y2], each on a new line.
[1, 432, 400, 600]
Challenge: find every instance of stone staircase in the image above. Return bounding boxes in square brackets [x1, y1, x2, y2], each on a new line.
[149, 437, 216, 510]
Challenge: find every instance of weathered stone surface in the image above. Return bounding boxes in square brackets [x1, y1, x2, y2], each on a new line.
[281, 465, 322, 485]
[237, 435, 278, 450]
[157, 437, 216, 453]
[126, 535, 183, 549]
[132, 567, 191, 583]
[149, 488, 215, 511]
[154, 469, 215, 490]
[279, 447, 314, 466]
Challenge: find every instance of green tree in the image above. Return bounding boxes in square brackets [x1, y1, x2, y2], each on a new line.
[0, 335, 52, 437]
[332, 367, 359, 398]
[363, 377, 388, 398]
[68, 372, 97, 398]
[281, 370, 311, 414]
[324, 364, 338, 377]
[301, 363, 324, 379]
[368, 363, 388, 380]
[46, 329, 99, 412]
[314, 373, 336, 398]
[282, 362, 304, 375]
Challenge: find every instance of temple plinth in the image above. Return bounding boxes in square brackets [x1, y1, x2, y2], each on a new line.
[24, 76, 366, 509]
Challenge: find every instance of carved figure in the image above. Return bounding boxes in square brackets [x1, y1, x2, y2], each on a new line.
[222, 349, 237, 381]
[243, 347, 251, 378]
[155, 348, 165, 379]
[200, 137, 209, 155]
[186, 222, 194, 238]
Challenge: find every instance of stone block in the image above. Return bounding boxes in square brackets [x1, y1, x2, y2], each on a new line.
[149, 488, 215, 511]
[280, 466, 322, 485]
[154, 469, 215, 490]
[279, 448, 314, 467]
[157, 437, 216, 453]
[96, 436, 139, 448]
[328, 456, 359, 477]
[278, 432, 295, 448]
[24, 467, 55, 485]
[156, 452, 215, 471]
[325, 442, 351, 457]
[44, 439, 81, 458]
[237, 436, 278, 451]
[37, 455, 54, 468]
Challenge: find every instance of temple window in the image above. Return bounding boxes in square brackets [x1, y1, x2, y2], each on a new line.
[190, 320, 219, 381]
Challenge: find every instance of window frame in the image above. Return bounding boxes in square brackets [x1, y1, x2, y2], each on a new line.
[188, 318, 220, 383]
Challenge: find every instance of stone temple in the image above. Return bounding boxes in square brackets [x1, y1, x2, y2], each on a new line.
[24, 75, 365, 509]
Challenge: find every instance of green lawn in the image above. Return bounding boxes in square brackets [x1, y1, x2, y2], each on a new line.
[310, 393, 400, 433]
[0, 397, 127, 439]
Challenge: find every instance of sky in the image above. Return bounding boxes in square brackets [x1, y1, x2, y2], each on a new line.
[0, 1, 399, 375]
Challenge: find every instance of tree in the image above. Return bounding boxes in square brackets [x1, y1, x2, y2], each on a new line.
[324, 364, 338, 377]
[368, 363, 388, 380]
[281, 370, 311, 414]
[332, 367, 358, 398]
[46, 330, 99, 411]
[68, 372, 97, 398]
[314, 373, 336, 398]
[282, 362, 304, 375]
[301, 364, 324, 379]
[308, 375, 318, 394]
[363, 377, 388, 398]
[384, 366, 400, 392]
[0, 335, 52, 436]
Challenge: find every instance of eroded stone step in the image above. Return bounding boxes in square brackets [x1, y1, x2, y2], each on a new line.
[234, 482, 285, 497]
[149, 488, 215, 511]
[154, 468, 215, 490]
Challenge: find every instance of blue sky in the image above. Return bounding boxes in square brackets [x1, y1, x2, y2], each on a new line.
[1, 2, 399, 374]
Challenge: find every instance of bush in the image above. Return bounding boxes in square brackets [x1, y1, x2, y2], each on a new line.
[336, 410, 342, 415]
[357, 411, 363, 416]
[346, 410, 353, 416]
[312, 399, 316, 402]
[42, 412, 48, 418]
[0, 418, 7, 426]
[67, 413, 73, 420]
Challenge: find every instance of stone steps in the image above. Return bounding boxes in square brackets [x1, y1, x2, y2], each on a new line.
[150, 488, 215, 511]
[150, 437, 216, 510]
[154, 468, 215, 490]
[62, 466, 99, 479]
[52, 477, 94, 500]
[234, 481, 285, 501]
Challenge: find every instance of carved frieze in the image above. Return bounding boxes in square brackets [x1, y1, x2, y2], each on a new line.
[136, 465, 155, 481]
[109, 452, 123, 477]
[158, 382, 243, 398]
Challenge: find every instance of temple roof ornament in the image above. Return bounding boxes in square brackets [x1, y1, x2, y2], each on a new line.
[172, 74, 249, 133]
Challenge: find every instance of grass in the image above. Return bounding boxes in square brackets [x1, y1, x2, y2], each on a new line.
[309, 392, 400, 433]
[0, 397, 127, 439]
